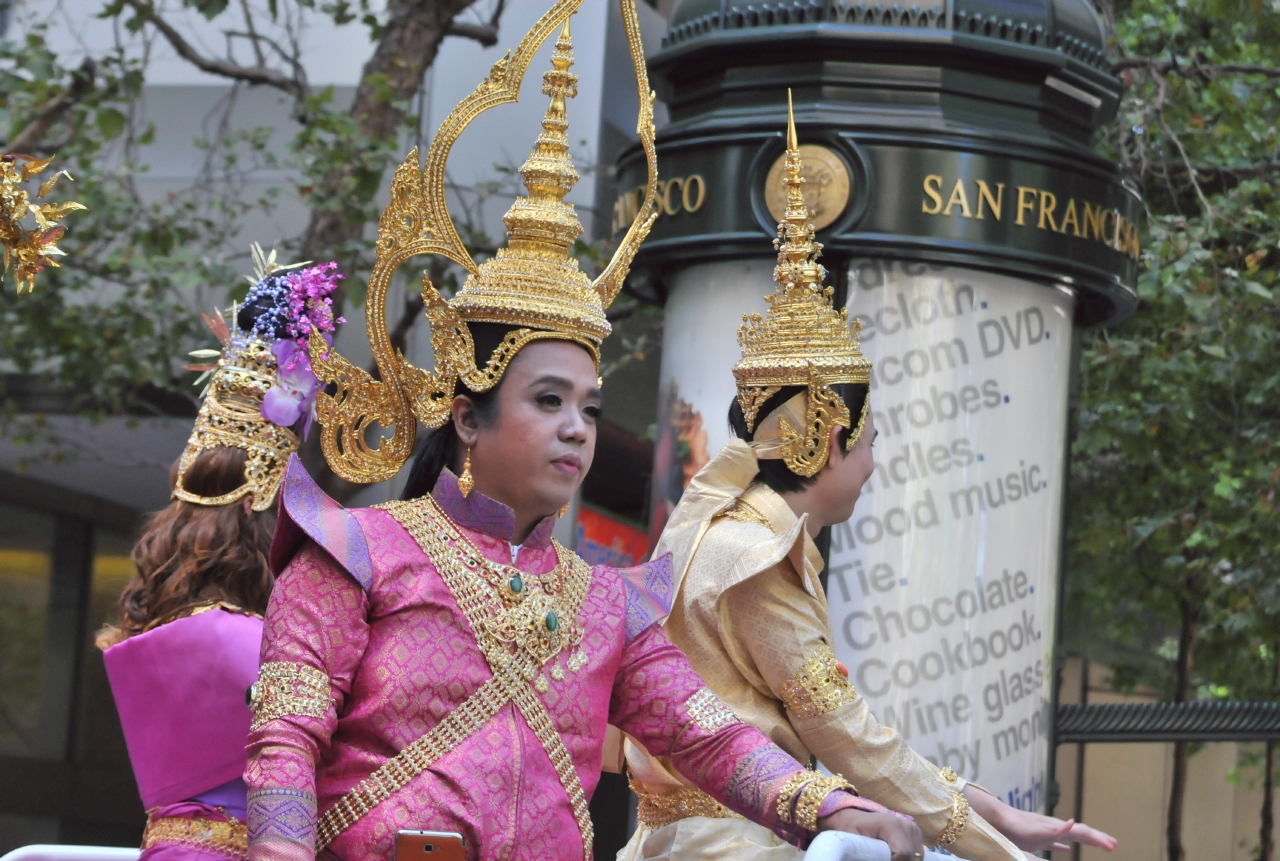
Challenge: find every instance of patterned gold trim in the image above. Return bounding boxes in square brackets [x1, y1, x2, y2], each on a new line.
[774, 771, 815, 824]
[718, 497, 772, 531]
[249, 662, 330, 731]
[142, 813, 248, 861]
[935, 791, 970, 846]
[630, 778, 743, 830]
[737, 384, 781, 433]
[794, 774, 857, 832]
[779, 645, 857, 718]
[686, 687, 741, 733]
[318, 497, 596, 858]
[141, 600, 262, 634]
[843, 391, 871, 453]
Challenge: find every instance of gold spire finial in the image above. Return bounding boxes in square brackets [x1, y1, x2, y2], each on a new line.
[730, 90, 872, 477]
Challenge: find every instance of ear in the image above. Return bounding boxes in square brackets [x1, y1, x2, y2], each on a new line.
[824, 423, 845, 471]
[242, 495, 254, 515]
[451, 395, 479, 446]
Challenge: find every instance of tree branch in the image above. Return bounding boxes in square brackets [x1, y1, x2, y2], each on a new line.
[445, 0, 506, 47]
[123, 0, 305, 101]
[5, 58, 96, 153]
[1115, 56, 1280, 79]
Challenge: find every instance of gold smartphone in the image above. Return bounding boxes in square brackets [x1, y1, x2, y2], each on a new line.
[394, 830, 466, 861]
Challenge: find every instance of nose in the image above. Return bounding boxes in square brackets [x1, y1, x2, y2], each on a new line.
[560, 408, 589, 443]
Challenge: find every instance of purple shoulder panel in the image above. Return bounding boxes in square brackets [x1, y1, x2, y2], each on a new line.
[269, 454, 374, 589]
[616, 553, 676, 643]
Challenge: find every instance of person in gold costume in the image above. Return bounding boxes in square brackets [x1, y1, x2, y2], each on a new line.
[618, 95, 1118, 861]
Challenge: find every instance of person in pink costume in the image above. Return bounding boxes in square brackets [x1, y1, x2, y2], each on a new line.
[245, 337, 927, 861]
[98, 252, 340, 861]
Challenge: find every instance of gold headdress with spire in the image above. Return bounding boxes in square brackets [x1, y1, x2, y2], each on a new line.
[310, 0, 659, 484]
[733, 92, 872, 478]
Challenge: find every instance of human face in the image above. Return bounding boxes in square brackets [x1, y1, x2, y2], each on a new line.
[451, 340, 601, 540]
[813, 408, 877, 527]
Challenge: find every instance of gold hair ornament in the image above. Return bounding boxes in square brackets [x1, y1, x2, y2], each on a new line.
[733, 92, 871, 478]
[173, 311, 300, 512]
[310, 0, 659, 485]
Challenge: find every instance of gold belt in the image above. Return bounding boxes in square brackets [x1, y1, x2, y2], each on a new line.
[631, 779, 744, 831]
[141, 813, 248, 861]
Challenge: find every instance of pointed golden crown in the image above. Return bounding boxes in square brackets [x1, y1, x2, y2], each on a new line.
[733, 91, 872, 477]
[309, 0, 659, 484]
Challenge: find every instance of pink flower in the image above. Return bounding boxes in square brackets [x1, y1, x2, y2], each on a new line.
[263, 340, 321, 436]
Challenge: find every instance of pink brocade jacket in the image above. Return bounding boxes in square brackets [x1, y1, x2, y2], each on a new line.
[245, 458, 879, 861]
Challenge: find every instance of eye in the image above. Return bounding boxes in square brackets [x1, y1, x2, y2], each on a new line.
[537, 393, 563, 408]
[584, 404, 602, 420]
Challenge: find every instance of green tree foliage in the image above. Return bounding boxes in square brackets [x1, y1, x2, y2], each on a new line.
[1065, 1, 1280, 857]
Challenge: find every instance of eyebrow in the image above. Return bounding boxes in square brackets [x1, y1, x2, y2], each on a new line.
[528, 374, 602, 400]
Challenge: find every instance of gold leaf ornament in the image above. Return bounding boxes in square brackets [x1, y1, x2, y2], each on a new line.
[311, 0, 659, 485]
[1, 154, 87, 293]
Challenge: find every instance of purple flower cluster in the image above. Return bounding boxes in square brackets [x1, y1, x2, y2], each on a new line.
[243, 260, 346, 438]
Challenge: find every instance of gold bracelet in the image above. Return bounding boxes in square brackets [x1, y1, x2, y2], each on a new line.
[794, 774, 858, 832]
[934, 791, 970, 846]
[775, 771, 817, 824]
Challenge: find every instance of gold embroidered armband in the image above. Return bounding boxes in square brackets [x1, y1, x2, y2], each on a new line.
[794, 774, 858, 832]
[249, 661, 330, 730]
[779, 645, 857, 718]
[775, 771, 816, 824]
[686, 687, 741, 732]
[935, 791, 970, 846]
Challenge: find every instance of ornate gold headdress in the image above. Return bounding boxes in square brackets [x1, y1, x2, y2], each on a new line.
[174, 245, 343, 511]
[310, 0, 659, 485]
[733, 92, 872, 478]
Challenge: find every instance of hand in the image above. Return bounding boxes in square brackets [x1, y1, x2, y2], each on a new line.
[966, 788, 1117, 853]
[817, 808, 925, 861]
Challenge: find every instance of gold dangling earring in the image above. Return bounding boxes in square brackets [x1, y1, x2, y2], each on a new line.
[558, 502, 570, 519]
[459, 446, 474, 498]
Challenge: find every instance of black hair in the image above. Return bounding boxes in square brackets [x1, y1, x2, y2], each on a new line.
[727, 382, 870, 494]
[400, 323, 515, 500]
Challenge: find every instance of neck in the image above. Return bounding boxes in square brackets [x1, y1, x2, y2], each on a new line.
[512, 512, 547, 545]
[778, 487, 832, 537]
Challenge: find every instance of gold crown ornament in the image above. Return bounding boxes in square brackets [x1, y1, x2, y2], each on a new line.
[174, 246, 343, 511]
[1, 154, 86, 293]
[733, 92, 872, 478]
[309, 0, 659, 485]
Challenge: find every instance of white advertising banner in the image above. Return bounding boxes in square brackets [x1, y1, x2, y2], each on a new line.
[652, 257, 1074, 814]
[829, 260, 1074, 812]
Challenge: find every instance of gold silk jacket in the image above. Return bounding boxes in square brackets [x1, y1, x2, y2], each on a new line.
[622, 440, 1022, 861]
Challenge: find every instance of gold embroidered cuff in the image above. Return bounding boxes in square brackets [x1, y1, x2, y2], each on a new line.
[631, 779, 744, 830]
[249, 661, 330, 731]
[794, 774, 858, 832]
[934, 791, 970, 846]
[774, 771, 816, 824]
[686, 687, 741, 733]
[142, 814, 248, 861]
[779, 645, 857, 718]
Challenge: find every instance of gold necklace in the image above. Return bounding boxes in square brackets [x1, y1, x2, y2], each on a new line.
[379, 496, 591, 691]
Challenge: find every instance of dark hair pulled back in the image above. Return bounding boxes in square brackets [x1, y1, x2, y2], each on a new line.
[727, 382, 870, 494]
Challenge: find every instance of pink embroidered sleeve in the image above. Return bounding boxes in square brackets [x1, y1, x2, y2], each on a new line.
[245, 542, 371, 861]
[608, 624, 883, 846]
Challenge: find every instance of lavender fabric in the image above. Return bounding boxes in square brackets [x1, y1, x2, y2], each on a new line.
[618, 553, 676, 642]
[191, 777, 249, 819]
[430, 469, 556, 548]
[103, 610, 263, 809]
[270, 455, 374, 587]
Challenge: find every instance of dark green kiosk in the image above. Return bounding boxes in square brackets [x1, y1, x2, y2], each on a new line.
[617, 0, 1139, 815]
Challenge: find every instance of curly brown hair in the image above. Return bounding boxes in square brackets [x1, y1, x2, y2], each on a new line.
[95, 446, 277, 649]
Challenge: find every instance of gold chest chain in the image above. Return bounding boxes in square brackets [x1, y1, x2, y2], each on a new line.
[313, 497, 596, 856]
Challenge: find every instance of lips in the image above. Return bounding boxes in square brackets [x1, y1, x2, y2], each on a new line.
[552, 453, 582, 474]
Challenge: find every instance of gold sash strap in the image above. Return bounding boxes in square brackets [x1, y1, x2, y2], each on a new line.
[315, 496, 594, 858]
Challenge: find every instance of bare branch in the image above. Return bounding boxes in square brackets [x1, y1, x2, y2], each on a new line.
[6, 58, 96, 152]
[445, 0, 505, 47]
[123, 0, 305, 101]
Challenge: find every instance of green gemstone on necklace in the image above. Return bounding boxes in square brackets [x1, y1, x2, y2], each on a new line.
[509, 574, 524, 595]
[545, 611, 559, 632]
